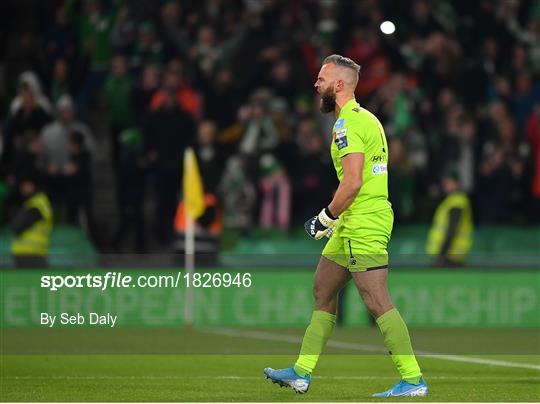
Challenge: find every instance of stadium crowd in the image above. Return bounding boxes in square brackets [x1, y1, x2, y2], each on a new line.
[1, 0, 539, 252]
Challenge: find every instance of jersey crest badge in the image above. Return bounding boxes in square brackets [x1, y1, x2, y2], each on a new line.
[334, 118, 345, 129]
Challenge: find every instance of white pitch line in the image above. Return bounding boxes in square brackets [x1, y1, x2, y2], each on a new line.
[206, 328, 540, 371]
[3, 375, 538, 381]
[217, 375, 540, 381]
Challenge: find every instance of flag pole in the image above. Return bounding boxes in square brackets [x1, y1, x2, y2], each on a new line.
[182, 147, 204, 329]
[184, 213, 195, 328]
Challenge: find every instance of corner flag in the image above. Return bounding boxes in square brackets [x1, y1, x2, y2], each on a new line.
[182, 147, 204, 328]
[183, 148, 205, 220]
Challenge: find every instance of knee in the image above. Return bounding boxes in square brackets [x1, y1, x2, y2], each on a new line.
[313, 283, 335, 310]
[361, 291, 392, 319]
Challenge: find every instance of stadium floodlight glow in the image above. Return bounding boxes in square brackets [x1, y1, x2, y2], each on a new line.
[380, 20, 396, 35]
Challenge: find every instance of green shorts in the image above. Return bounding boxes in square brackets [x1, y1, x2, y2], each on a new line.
[322, 208, 394, 272]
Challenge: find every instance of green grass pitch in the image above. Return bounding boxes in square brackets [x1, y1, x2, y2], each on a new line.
[1, 328, 539, 401]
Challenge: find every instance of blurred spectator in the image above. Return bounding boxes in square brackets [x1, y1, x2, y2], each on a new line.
[10, 173, 53, 268]
[0, 180, 7, 226]
[408, 0, 443, 38]
[292, 119, 336, 222]
[0, 126, 4, 177]
[64, 130, 94, 236]
[45, 7, 76, 63]
[238, 96, 280, 157]
[388, 137, 416, 223]
[9, 72, 52, 139]
[194, 120, 223, 193]
[218, 155, 256, 232]
[271, 97, 299, 176]
[437, 106, 476, 193]
[143, 88, 196, 244]
[130, 21, 164, 70]
[133, 64, 161, 124]
[264, 60, 299, 108]
[112, 128, 147, 253]
[110, 4, 136, 54]
[269, 97, 293, 139]
[480, 37, 503, 80]
[476, 121, 523, 224]
[526, 104, 540, 222]
[41, 95, 95, 173]
[5, 73, 52, 171]
[346, 27, 380, 67]
[10, 131, 45, 185]
[455, 118, 477, 193]
[191, 25, 222, 79]
[150, 60, 202, 120]
[506, 3, 540, 71]
[103, 55, 135, 168]
[49, 59, 74, 104]
[76, 0, 115, 70]
[510, 45, 529, 77]
[41, 95, 95, 216]
[512, 72, 540, 135]
[204, 69, 244, 129]
[258, 153, 291, 229]
[189, 20, 247, 80]
[74, 0, 116, 116]
[486, 75, 512, 105]
[426, 172, 473, 267]
[368, 73, 416, 136]
[158, 0, 186, 59]
[346, 27, 390, 99]
[422, 32, 462, 86]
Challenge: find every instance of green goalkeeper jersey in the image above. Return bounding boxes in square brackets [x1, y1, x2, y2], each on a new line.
[330, 98, 392, 215]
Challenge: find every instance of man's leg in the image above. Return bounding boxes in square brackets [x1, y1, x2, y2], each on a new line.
[264, 232, 350, 393]
[351, 269, 422, 384]
[294, 256, 351, 376]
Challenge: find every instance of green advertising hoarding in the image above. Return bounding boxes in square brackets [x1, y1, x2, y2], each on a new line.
[0, 270, 317, 328]
[344, 271, 540, 327]
[1, 269, 539, 328]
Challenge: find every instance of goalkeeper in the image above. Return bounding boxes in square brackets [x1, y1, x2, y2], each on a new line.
[264, 55, 427, 397]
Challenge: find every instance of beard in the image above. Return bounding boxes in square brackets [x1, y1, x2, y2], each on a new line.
[320, 88, 336, 113]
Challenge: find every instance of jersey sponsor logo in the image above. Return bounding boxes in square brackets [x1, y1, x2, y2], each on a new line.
[335, 128, 348, 149]
[371, 155, 387, 163]
[372, 163, 387, 175]
[334, 118, 345, 129]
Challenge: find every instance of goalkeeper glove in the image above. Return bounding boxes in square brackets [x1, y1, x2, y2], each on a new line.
[304, 207, 338, 240]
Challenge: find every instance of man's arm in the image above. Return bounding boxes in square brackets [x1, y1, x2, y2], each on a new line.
[438, 207, 462, 258]
[327, 152, 364, 217]
[10, 207, 42, 236]
[304, 112, 366, 240]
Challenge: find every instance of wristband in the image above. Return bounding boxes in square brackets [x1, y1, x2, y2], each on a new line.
[324, 207, 337, 220]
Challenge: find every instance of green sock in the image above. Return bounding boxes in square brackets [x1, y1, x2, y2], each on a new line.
[294, 310, 336, 377]
[376, 308, 422, 384]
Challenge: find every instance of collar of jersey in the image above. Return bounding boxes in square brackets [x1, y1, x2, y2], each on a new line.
[338, 98, 360, 118]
